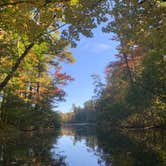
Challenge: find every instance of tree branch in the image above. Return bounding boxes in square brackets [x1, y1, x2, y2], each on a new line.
[0, 0, 35, 7]
[0, 43, 34, 91]
[0, 0, 71, 8]
[0, 23, 68, 92]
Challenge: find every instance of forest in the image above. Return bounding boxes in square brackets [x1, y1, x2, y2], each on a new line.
[0, 0, 166, 131]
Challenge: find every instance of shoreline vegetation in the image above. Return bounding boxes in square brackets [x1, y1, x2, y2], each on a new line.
[63, 122, 166, 130]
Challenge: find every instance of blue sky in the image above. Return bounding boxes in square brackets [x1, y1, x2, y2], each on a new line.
[57, 26, 119, 112]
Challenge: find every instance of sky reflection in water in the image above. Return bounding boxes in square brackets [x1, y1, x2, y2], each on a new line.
[52, 135, 106, 166]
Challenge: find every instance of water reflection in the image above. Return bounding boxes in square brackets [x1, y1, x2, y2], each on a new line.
[0, 126, 166, 166]
[52, 126, 105, 166]
[55, 126, 166, 166]
[0, 130, 66, 166]
[96, 129, 166, 166]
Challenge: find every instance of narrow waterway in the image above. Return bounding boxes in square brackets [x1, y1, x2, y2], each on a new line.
[0, 125, 166, 166]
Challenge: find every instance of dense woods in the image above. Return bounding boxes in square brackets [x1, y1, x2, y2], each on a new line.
[95, 0, 166, 129]
[0, 0, 166, 130]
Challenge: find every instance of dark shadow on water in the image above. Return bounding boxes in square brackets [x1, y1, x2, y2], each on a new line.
[0, 126, 166, 166]
[96, 129, 166, 166]
[0, 129, 67, 166]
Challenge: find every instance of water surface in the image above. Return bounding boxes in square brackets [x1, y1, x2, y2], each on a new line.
[0, 125, 166, 166]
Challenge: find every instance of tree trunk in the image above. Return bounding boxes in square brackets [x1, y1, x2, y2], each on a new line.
[34, 62, 41, 111]
[0, 43, 34, 92]
[120, 39, 133, 84]
[0, 93, 5, 123]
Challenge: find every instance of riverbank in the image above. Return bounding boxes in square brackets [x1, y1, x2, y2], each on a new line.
[95, 123, 166, 132]
[0, 122, 60, 136]
[62, 122, 166, 132]
[0, 124, 60, 145]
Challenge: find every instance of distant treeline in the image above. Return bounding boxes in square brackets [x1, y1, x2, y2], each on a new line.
[61, 101, 96, 123]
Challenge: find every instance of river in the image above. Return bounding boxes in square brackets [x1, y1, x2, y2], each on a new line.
[0, 125, 166, 166]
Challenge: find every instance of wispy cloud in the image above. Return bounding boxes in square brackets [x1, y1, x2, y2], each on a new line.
[80, 42, 111, 54]
[96, 43, 110, 52]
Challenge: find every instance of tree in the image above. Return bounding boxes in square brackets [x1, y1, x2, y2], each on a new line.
[0, 0, 109, 91]
[94, 0, 166, 128]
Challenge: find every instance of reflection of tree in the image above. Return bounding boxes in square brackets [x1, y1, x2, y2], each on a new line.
[96, 129, 166, 166]
[60, 126, 166, 166]
[61, 125, 98, 149]
[0, 129, 67, 166]
[123, 130, 166, 166]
